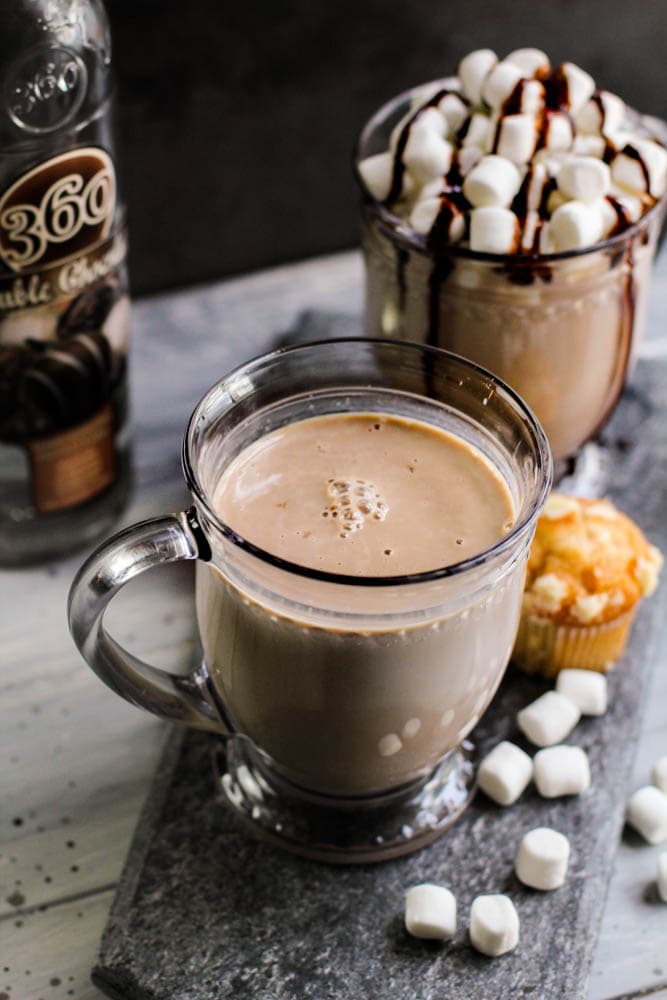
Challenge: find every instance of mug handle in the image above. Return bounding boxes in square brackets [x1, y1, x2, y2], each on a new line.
[67, 507, 225, 732]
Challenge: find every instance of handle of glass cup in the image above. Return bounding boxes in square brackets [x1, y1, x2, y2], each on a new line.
[67, 507, 225, 732]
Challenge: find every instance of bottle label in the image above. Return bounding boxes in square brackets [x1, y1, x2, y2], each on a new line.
[28, 402, 115, 512]
[0, 147, 129, 516]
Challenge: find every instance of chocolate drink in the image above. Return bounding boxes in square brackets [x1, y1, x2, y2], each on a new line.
[196, 411, 524, 797]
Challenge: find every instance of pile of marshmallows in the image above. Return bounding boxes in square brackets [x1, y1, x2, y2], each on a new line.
[404, 668, 667, 955]
[358, 47, 667, 254]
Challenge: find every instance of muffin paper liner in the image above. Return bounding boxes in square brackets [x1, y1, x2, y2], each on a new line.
[511, 607, 638, 677]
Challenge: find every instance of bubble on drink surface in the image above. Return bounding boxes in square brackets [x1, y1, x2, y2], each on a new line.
[324, 477, 389, 534]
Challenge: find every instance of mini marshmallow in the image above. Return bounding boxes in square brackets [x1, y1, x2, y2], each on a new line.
[495, 113, 539, 164]
[515, 827, 570, 890]
[506, 47, 550, 79]
[557, 156, 611, 202]
[463, 154, 522, 207]
[522, 162, 550, 212]
[404, 129, 454, 183]
[469, 206, 519, 253]
[409, 196, 465, 242]
[462, 111, 491, 150]
[517, 691, 581, 747]
[577, 90, 626, 136]
[597, 195, 622, 236]
[457, 145, 484, 176]
[405, 884, 456, 940]
[534, 745, 591, 797]
[436, 92, 469, 135]
[612, 138, 667, 198]
[547, 187, 569, 215]
[608, 185, 644, 223]
[572, 134, 607, 159]
[357, 152, 396, 201]
[627, 786, 667, 844]
[477, 740, 534, 806]
[559, 61, 596, 114]
[459, 49, 498, 105]
[390, 105, 446, 152]
[520, 210, 542, 253]
[550, 200, 605, 251]
[470, 894, 519, 957]
[652, 755, 667, 794]
[556, 669, 608, 716]
[512, 79, 546, 114]
[541, 110, 575, 151]
[482, 60, 524, 110]
[538, 220, 556, 253]
[658, 853, 667, 903]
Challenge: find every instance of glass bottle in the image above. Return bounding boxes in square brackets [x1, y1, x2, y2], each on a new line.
[0, 0, 131, 565]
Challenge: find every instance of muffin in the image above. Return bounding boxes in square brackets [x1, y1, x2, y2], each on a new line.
[513, 493, 662, 676]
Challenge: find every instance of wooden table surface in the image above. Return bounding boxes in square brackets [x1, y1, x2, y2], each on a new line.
[1, 250, 666, 1000]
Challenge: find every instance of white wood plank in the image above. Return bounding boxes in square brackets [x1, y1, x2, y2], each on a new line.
[588, 614, 667, 1000]
[0, 889, 113, 1000]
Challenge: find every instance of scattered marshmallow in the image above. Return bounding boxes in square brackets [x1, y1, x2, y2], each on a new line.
[478, 740, 534, 806]
[470, 206, 519, 253]
[463, 154, 522, 208]
[534, 745, 591, 798]
[550, 200, 605, 251]
[557, 156, 611, 202]
[559, 61, 596, 114]
[611, 138, 667, 198]
[495, 113, 539, 164]
[482, 60, 524, 109]
[405, 883, 457, 940]
[459, 49, 498, 105]
[515, 827, 570, 890]
[577, 91, 625, 136]
[555, 669, 608, 716]
[470, 894, 520, 957]
[652, 755, 667, 795]
[506, 47, 550, 79]
[658, 853, 667, 903]
[517, 691, 581, 747]
[404, 129, 454, 183]
[626, 786, 667, 844]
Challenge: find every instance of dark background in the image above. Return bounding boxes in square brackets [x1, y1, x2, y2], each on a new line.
[107, 0, 667, 296]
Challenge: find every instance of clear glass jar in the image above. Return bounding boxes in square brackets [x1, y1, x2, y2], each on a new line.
[0, 0, 131, 565]
[355, 83, 667, 463]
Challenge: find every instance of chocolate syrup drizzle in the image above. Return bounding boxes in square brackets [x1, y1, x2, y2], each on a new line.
[383, 64, 659, 349]
[385, 88, 461, 206]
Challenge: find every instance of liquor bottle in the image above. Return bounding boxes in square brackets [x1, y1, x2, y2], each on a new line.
[0, 0, 131, 565]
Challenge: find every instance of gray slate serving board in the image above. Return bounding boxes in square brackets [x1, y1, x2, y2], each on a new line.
[93, 348, 667, 1000]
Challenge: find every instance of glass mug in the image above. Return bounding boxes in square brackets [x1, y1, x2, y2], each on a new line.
[68, 339, 552, 862]
[355, 83, 667, 463]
